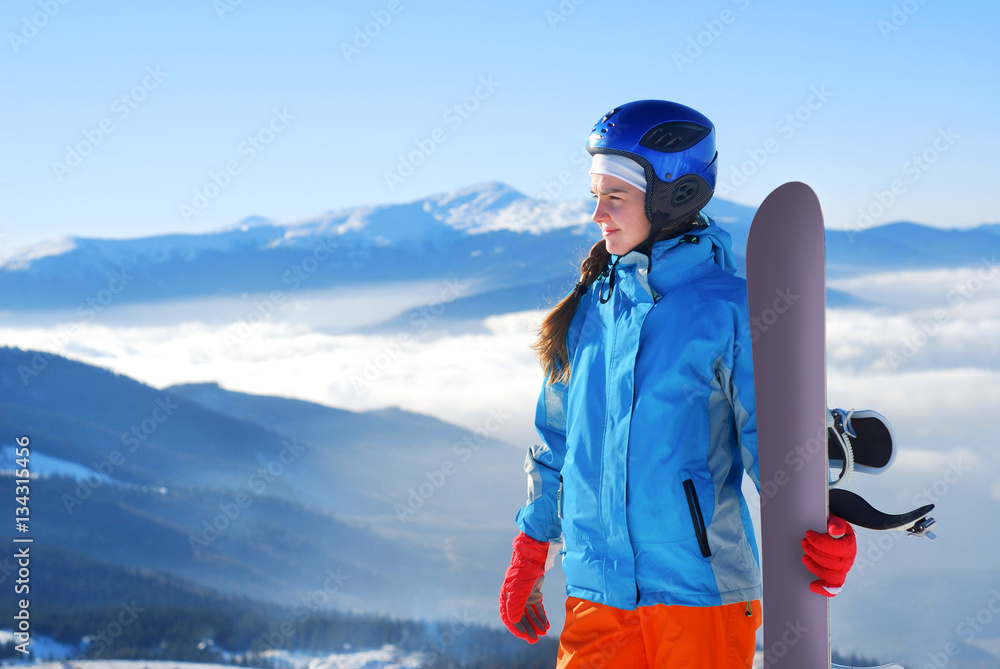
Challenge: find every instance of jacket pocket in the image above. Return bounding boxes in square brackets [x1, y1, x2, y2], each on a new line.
[683, 478, 711, 558]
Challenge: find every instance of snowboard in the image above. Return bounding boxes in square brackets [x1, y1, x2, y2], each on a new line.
[747, 182, 830, 668]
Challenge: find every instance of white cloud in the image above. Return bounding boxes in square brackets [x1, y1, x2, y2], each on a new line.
[829, 264, 1000, 312]
[891, 447, 978, 475]
[832, 315, 1000, 375]
[3, 268, 998, 481]
[4, 269, 1000, 588]
[0, 306, 546, 450]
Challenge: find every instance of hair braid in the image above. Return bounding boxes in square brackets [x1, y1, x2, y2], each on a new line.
[532, 240, 611, 384]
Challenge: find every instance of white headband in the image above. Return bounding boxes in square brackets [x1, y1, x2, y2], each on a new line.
[589, 153, 647, 193]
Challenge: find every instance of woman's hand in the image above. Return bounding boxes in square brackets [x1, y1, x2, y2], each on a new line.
[499, 532, 551, 642]
[801, 515, 857, 597]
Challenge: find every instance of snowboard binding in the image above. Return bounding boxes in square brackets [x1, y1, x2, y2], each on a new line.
[826, 408, 937, 540]
[827, 408, 896, 488]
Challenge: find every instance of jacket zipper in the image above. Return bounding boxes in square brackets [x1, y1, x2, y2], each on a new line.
[683, 478, 712, 558]
[557, 475, 563, 519]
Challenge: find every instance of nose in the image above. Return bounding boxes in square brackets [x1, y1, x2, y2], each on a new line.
[592, 198, 609, 224]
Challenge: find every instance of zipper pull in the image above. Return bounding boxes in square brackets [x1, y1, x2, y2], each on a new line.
[557, 475, 563, 519]
[745, 601, 752, 617]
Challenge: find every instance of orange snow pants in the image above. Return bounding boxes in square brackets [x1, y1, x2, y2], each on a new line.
[556, 596, 762, 669]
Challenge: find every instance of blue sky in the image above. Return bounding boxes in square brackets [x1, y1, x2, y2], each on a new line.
[1, 0, 997, 252]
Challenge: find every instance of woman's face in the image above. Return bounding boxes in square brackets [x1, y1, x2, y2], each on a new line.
[590, 173, 651, 256]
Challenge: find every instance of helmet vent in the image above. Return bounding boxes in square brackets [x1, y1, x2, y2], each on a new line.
[671, 177, 700, 204]
[639, 121, 711, 153]
[600, 107, 621, 123]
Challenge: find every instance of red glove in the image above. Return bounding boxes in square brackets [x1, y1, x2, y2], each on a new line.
[802, 515, 857, 597]
[499, 532, 550, 643]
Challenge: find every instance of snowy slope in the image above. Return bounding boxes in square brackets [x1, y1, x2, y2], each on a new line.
[0, 629, 79, 660]
[0, 444, 109, 482]
[6, 645, 761, 668]
[17, 655, 425, 669]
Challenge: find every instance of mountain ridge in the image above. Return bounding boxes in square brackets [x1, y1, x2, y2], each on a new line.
[2, 182, 996, 310]
[0, 347, 528, 622]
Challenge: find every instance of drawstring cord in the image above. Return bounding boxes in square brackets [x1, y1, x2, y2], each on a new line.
[599, 256, 621, 304]
[597, 220, 706, 305]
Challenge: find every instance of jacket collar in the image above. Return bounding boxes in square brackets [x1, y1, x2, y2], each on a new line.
[611, 217, 737, 301]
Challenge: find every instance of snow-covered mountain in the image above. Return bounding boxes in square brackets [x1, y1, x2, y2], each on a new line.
[3, 183, 999, 669]
[0, 183, 590, 310]
[0, 347, 528, 623]
[1, 182, 995, 310]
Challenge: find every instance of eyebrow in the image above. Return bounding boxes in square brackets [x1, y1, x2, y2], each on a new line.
[589, 186, 630, 195]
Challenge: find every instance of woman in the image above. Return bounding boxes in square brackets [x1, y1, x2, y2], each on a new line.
[498, 100, 855, 668]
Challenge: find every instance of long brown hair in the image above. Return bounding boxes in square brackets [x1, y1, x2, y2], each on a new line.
[532, 240, 611, 385]
[532, 212, 704, 384]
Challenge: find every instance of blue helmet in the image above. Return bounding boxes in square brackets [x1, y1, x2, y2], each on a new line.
[587, 100, 717, 233]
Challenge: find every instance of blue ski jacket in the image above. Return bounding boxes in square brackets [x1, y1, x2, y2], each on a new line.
[516, 219, 761, 610]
